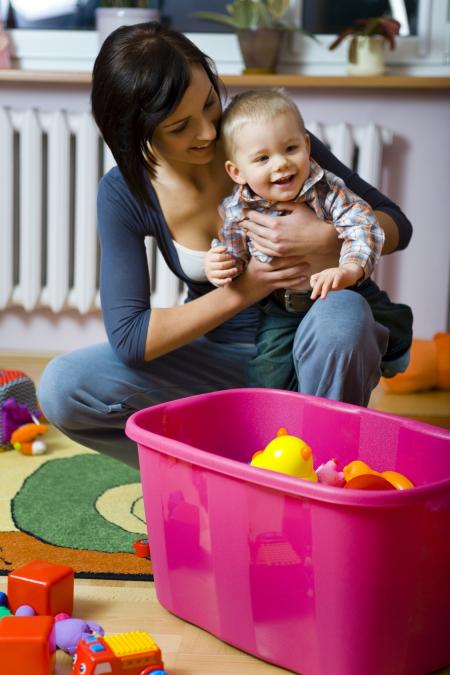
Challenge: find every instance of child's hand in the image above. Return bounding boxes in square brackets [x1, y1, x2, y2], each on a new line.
[205, 242, 240, 287]
[310, 263, 364, 300]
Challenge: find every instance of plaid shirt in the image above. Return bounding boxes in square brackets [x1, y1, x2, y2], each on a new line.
[218, 159, 385, 279]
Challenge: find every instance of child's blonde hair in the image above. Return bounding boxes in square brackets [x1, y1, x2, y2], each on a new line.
[221, 89, 306, 160]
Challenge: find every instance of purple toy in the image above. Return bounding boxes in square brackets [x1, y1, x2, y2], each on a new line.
[0, 368, 42, 448]
[54, 617, 104, 655]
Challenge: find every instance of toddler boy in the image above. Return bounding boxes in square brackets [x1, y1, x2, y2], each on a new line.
[205, 89, 411, 389]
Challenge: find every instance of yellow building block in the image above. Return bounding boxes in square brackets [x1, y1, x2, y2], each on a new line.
[104, 631, 158, 658]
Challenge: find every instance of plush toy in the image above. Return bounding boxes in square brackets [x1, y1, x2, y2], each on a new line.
[54, 617, 105, 656]
[381, 333, 450, 394]
[316, 459, 345, 487]
[0, 370, 47, 455]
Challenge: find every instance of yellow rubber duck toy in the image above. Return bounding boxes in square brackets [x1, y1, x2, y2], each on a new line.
[250, 427, 317, 482]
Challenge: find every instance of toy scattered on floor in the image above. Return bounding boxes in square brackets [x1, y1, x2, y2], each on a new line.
[381, 332, 450, 393]
[7, 559, 74, 616]
[71, 631, 167, 675]
[0, 615, 56, 675]
[55, 616, 104, 655]
[11, 421, 48, 455]
[316, 459, 345, 487]
[0, 369, 48, 455]
[250, 429, 414, 490]
[133, 537, 151, 558]
[1, 560, 167, 674]
[343, 460, 414, 490]
[15, 603, 36, 616]
[250, 427, 318, 481]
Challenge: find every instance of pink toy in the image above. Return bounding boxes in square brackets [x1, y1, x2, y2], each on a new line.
[316, 458, 345, 487]
[54, 612, 71, 622]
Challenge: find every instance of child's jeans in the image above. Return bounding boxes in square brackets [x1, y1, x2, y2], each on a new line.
[248, 279, 412, 393]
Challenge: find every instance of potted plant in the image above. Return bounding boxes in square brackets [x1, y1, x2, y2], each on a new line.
[329, 16, 401, 76]
[193, 0, 311, 74]
[96, 0, 162, 47]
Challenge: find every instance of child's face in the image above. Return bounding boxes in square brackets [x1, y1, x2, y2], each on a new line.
[225, 110, 311, 202]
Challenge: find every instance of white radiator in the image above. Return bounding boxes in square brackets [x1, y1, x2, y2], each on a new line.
[0, 107, 392, 314]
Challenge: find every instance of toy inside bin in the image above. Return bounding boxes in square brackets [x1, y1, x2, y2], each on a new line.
[126, 389, 450, 675]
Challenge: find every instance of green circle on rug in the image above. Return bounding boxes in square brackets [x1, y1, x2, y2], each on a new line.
[12, 454, 142, 552]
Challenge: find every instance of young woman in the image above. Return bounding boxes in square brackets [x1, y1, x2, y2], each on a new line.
[38, 23, 412, 468]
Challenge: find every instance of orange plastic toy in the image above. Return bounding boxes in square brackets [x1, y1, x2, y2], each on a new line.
[343, 460, 414, 490]
[250, 427, 317, 481]
[381, 333, 450, 393]
[8, 560, 74, 616]
[0, 615, 56, 675]
[11, 422, 48, 456]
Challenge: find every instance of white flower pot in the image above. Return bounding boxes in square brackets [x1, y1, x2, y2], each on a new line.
[347, 35, 386, 76]
[95, 8, 160, 47]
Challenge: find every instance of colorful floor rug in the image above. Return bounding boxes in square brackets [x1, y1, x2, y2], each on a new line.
[0, 426, 153, 580]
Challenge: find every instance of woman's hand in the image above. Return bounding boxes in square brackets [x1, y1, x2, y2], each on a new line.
[243, 201, 340, 259]
[232, 253, 311, 304]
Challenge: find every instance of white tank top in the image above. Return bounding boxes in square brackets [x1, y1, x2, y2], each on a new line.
[172, 239, 208, 283]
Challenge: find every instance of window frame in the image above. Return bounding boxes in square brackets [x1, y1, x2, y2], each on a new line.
[5, 0, 450, 75]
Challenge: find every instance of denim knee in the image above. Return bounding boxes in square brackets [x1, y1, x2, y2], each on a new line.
[292, 290, 388, 405]
[38, 354, 80, 428]
[298, 290, 375, 352]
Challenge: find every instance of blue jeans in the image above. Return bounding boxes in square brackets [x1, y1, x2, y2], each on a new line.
[38, 291, 388, 469]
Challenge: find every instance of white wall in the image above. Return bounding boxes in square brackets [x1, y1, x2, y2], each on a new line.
[0, 83, 449, 353]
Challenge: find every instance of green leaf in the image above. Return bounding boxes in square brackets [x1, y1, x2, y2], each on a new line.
[232, 0, 262, 29]
[267, 0, 290, 20]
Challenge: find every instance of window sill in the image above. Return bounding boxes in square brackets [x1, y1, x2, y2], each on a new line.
[1, 69, 449, 89]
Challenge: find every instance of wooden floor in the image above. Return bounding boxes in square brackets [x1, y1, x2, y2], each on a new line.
[1, 352, 449, 674]
[2, 351, 450, 427]
[0, 577, 293, 674]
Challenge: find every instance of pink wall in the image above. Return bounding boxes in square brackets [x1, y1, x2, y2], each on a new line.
[0, 84, 449, 352]
[282, 88, 450, 339]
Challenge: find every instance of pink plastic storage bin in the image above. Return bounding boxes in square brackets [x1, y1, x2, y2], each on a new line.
[126, 389, 450, 675]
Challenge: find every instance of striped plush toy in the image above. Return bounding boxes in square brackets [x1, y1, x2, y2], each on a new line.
[0, 369, 46, 453]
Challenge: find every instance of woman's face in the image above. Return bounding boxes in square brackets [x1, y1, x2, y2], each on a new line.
[152, 65, 221, 166]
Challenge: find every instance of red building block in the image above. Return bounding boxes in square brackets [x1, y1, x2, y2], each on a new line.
[0, 615, 56, 675]
[8, 560, 74, 616]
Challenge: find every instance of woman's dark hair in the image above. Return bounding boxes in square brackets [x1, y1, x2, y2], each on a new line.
[91, 22, 222, 207]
